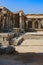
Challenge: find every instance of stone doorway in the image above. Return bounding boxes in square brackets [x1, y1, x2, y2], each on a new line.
[28, 21, 32, 28]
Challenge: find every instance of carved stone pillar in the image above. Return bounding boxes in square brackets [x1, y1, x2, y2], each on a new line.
[38, 20, 41, 29]
[32, 21, 35, 29]
[41, 19, 43, 29]
[19, 12, 23, 29]
[26, 20, 28, 30]
[19, 16, 22, 29]
[12, 17, 15, 28]
[8, 16, 11, 29]
[10, 16, 12, 29]
[6, 16, 9, 30]
[1, 16, 5, 30]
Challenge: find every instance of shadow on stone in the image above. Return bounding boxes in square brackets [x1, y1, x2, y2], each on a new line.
[15, 52, 43, 63]
[0, 45, 18, 55]
[26, 28, 37, 32]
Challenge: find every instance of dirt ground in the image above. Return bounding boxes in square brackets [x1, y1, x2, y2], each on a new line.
[0, 53, 43, 65]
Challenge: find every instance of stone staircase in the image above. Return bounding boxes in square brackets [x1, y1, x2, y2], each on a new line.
[23, 32, 43, 40]
[15, 32, 43, 53]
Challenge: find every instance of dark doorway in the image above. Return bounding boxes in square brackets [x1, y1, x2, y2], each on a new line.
[28, 21, 32, 28]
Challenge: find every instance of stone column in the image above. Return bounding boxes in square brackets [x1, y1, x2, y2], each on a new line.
[9, 16, 13, 31]
[12, 17, 14, 28]
[38, 20, 41, 29]
[10, 16, 12, 29]
[1, 16, 5, 30]
[32, 21, 35, 29]
[6, 16, 9, 30]
[26, 20, 28, 30]
[19, 12, 22, 29]
[8, 16, 11, 29]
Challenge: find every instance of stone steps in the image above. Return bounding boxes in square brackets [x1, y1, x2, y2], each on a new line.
[21, 39, 43, 46]
[15, 39, 43, 53]
[23, 32, 43, 39]
[15, 45, 43, 53]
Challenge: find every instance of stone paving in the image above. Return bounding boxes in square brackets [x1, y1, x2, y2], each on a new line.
[0, 54, 43, 65]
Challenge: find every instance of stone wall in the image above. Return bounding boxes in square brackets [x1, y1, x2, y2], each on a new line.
[0, 33, 14, 46]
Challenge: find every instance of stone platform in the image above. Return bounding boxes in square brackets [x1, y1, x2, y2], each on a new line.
[15, 32, 43, 53]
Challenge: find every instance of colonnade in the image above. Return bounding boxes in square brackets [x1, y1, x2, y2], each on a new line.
[0, 14, 14, 32]
[0, 10, 43, 32]
[26, 19, 43, 30]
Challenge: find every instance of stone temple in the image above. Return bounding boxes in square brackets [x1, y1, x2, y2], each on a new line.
[0, 6, 43, 54]
[0, 6, 43, 32]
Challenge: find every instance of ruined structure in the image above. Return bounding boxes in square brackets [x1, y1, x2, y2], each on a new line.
[0, 6, 43, 32]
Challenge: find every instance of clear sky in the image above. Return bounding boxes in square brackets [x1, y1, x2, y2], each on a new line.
[0, 0, 43, 14]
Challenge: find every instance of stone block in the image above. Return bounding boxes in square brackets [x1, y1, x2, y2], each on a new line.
[1, 41, 9, 46]
[13, 28, 20, 33]
[0, 37, 3, 41]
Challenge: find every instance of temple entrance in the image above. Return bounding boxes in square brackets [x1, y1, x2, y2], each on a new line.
[34, 21, 38, 28]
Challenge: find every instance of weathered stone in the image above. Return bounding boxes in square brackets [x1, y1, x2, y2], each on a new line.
[17, 37, 24, 45]
[13, 28, 20, 34]
[0, 38, 3, 41]
[13, 36, 24, 46]
[2, 41, 9, 46]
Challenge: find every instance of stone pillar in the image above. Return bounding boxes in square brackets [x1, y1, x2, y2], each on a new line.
[19, 12, 22, 29]
[32, 21, 35, 29]
[8, 16, 11, 29]
[10, 16, 13, 29]
[26, 20, 28, 30]
[9, 16, 13, 31]
[38, 20, 41, 29]
[12, 17, 14, 29]
[6, 16, 9, 30]
[12, 17, 14, 28]
[1, 16, 5, 30]
[41, 20, 43, 29]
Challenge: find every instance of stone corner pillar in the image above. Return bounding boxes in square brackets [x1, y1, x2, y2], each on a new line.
[26, 20, 28, 30]
[32, 21, 35, 29]
[19, 12, 23, 29]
